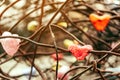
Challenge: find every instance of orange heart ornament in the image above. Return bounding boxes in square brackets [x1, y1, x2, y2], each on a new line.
[89, 13, 111, 31]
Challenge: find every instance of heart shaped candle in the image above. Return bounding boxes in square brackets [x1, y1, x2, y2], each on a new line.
[0, 31, 21, 56]
[89, 13, 111, 31]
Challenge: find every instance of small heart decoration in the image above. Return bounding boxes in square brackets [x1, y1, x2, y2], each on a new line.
[68, 44, 93, 60]
[51, 53, 63, 61]
[0, 31, 21, 56]
[89, 13, 111, 31]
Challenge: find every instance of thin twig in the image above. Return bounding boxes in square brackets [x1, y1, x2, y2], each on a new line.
[0, 36, 68, 52]
[19, 49, 46, 80]
[0, 0, 20, 19]
[49, 25, 59, 80]
[51, 24, 85, 45]
[0, 0, 5, 6]
[29, 0, 46, 80]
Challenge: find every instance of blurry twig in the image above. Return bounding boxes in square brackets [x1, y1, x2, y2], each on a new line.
[49, 25, 59, 80]
[29, 0, 46, 80]
[0, 0, 20, 19]
[0, 0, 5, 6]
[51, 24, 85, 45]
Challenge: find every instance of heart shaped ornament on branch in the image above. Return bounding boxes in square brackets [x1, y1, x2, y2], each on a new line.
[89, 13, 111, 31]
[0, 31, 21, 56]
[68, 44, 93, 60]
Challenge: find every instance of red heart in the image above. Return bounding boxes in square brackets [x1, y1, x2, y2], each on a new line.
[89, 13, 111, 31]
[51, 53, 63, 61]
[68, 44, 93, 60]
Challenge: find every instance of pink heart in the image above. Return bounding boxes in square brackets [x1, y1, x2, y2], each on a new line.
[68, 44, 93, 60]
[0, 31, 21, 56]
